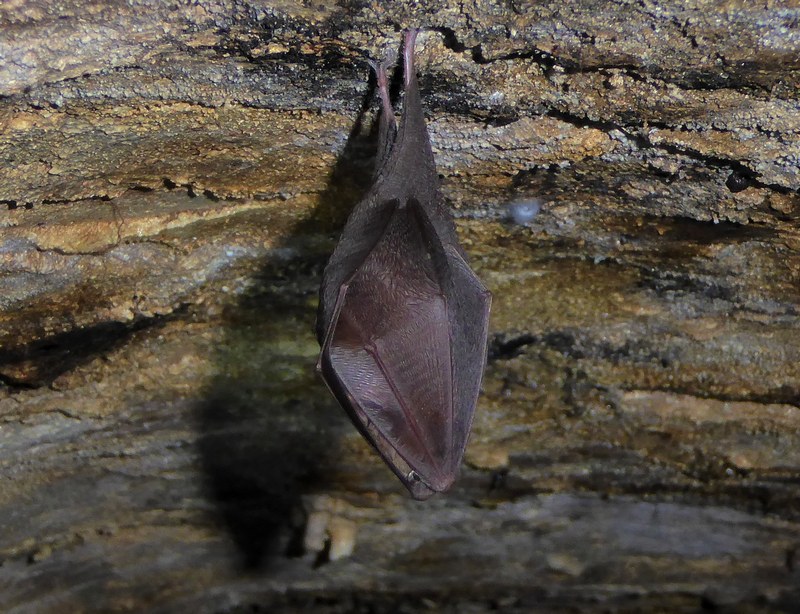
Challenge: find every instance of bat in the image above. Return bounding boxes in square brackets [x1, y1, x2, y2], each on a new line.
[317, 30, 492, 500]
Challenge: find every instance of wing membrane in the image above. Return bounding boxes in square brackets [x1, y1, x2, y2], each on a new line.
[322, 201, 456, 492]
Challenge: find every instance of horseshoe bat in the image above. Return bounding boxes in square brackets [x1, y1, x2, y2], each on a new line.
[317, 30, 492, 500]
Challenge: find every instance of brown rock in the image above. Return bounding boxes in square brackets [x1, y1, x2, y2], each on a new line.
[1, 1, 799, 612]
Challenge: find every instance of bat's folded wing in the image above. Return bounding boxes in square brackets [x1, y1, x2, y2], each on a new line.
[319, 200, 491, 499]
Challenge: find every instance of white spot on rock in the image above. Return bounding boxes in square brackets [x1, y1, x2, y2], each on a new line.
[506, 199, 543, 225]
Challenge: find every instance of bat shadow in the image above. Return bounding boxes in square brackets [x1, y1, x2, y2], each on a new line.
[194, 67, 381, 571]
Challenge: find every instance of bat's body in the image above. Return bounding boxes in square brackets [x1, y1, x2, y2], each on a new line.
[317, 30, 491, 499]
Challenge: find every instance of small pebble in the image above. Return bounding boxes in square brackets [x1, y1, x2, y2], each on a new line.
[328, 517, 357, 561]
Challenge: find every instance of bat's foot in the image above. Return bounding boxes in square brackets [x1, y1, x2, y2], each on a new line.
[403, 28, 419, 87]
[367, 58, 394, 122]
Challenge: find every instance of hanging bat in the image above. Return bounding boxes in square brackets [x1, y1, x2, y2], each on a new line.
[317, 30, 491, 500]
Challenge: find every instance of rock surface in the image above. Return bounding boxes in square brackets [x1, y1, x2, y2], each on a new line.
[1, 1, 799, 612]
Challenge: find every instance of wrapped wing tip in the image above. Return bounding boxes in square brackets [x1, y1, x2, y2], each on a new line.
[407, 470, 438, 500]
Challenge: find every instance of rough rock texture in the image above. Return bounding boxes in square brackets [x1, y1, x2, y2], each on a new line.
[1, 1, 799, 612]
